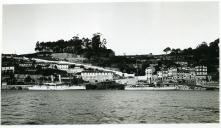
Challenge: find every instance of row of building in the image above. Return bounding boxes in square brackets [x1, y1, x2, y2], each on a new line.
[145, 65, 209, 85]
[2, 59, 116, 84]
[1, 55, 213, 86]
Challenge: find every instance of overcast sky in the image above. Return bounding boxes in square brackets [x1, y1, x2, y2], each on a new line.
[2, 2, 219, 55]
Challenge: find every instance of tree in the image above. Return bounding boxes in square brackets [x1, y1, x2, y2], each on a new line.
[33, 33, 111, 59]
[80, 65, 84, 69]
[209, 39, 219, 58]
[170, 48, 176, 55]
[176, 48, 181, 54]
[69, 64, 75, 68]
[36, 65, 42, 72]
[92, 33, 102, 50]
[163, 47, 171, 54]
[101, 38, 107, 49]
[35, 41, 41, 52]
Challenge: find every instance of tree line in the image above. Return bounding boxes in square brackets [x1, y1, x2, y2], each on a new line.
[163, 39, 219, 58]
[163, 39, 219, 65]
[35, 33, 115, 59]
[163, 39, 219, 80]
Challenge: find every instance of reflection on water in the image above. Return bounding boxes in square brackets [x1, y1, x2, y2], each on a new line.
[1, 90, 219, 124]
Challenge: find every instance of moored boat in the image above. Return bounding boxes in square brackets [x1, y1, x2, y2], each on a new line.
[125, 84, 178, 91]
[28, 83, 86, 90]
[28, 74, 86, 90]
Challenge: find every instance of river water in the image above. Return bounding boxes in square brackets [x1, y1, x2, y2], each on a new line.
[1, 90, 219, 124]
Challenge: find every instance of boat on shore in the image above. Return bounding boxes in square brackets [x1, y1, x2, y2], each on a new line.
[28, 74, 86, 90]
[85, 81, 125, 90]
[28, 83, 86, 90]
[125, 84, 178, 91]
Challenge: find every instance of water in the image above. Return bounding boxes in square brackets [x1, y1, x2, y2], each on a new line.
[1, 90, 219, 124]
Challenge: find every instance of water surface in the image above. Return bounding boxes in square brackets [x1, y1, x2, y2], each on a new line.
[1, 90, 219, 124]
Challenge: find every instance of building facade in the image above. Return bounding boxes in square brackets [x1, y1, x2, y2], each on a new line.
[81, 71, 114, 83]
[2, 66, 15, 74]
[56, 64, 69, 70]
[67, 67, 84, 74]
[145, 67, 155, 84]
[19, 62, 33, 68]
[49, 63, 69, 70]
[195, 66, 207, 85]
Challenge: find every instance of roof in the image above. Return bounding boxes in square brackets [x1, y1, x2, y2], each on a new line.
[81, 71, 113, 73]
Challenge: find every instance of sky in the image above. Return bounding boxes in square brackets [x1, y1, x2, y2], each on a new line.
[2, 2, 219, 55]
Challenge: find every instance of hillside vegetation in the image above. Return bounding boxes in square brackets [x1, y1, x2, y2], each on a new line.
[31, 34, 219, 80]
[35, 33, 115, 59]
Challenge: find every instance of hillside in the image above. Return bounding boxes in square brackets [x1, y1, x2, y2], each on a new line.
[19, 35, 219, 80]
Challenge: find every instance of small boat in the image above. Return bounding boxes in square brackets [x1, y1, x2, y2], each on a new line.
[28, 83, 86, 90]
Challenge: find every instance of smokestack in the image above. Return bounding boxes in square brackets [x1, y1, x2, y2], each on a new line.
[59, 75, 61, 83]
[51, 75, 54, 82]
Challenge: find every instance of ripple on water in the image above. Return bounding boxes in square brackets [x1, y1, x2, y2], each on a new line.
[11, 102, 22, 106]
[117, 117, 124, 121]
[1, 90, 219, 124]
[110, 110, 116, 113]
[33, 98, 39, 101]
[1, 104, 10, 107]
[39, 103, 48, 106]
[22, 121, 41, 125]
[11, 113, 24, 117]
[139, 120, 147, 123]
[75, 112, 93, 116]
[1, 121, 12, 125]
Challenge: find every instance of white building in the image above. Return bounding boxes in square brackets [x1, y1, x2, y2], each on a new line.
[122, 73, 135, 78]
[189, 68, 196, 80]
[162, 70, 169, 80]
[177, 70, 190, 80]
[56, 64, 69, 70]
[2, 66, 15, 73]
[195, 66, 207, 76]
[145, 67, 155, 84]
[49, 63, 58, 69]
[175, 61, 188, 66]
[137, 76, 147, 81]
[157, 71, 163, 79]
[195, 66, 207, 85]
[81, 71, 114, 83]
[49, 63, 69, 70]
[67, 67, 84, 74]
[168, 68, 177, 80]
[35, 62, 49, 69]
[19, 62, 33, 67]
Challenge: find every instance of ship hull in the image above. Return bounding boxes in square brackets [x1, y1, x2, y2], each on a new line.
[125, 86, 178, 91]
[28, 85, 86, 90]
